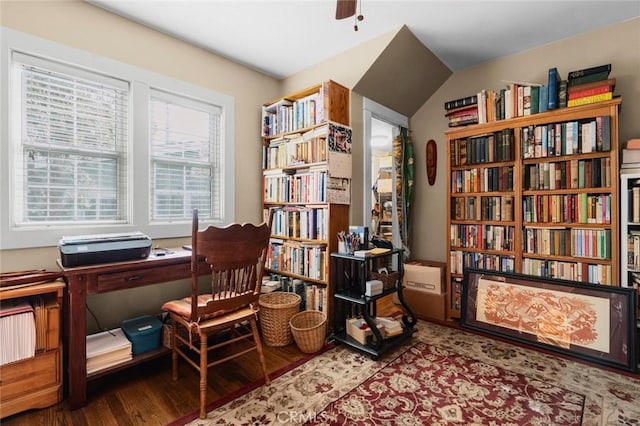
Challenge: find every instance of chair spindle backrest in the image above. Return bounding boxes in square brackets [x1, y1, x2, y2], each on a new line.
[190, 209, 271, 322]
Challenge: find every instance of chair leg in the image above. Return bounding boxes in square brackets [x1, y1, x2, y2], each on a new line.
[171, 320, 178, 381]
[250, 316, 270, 386]
[199, 331, 208, 419]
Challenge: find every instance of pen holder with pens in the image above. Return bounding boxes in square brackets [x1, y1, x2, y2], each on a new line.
[337, 230, 360, 255]
[338, 240, 349, 254]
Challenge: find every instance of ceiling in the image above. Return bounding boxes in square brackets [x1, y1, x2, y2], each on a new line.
[90, 1, 640, 79]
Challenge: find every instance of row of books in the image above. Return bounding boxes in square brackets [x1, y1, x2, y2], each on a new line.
[522, 259, 612, 285]
[628, 183, 640, 222]
[275, 277, 328, 313]
[523, 193, 611, 225]
[626, 231, 640, 271]
[266, 239, 327, 281]
[443, 63, 614, 127]
[521, 116, 611, 159]
[449, 224, 514, 251]
[450, 195, 514, 222]
[450, 166, 514, 194]
[449, 250, 515, 275]
[269, 206, 329, 241]
[522, 228, 611, 260]
[449, 129, 514, 165]
[522, 158, 611, 191]
[262, 91, 324, 137]
[263, 129, 328, 170]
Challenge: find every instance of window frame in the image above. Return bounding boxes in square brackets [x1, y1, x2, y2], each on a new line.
[1, 27, 235, 250]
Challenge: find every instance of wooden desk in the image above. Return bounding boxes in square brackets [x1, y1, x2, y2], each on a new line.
[58, 249, 205, 409]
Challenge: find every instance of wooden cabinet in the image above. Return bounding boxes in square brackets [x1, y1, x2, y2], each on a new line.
[261, 81, 351, 318]
[446, 99, 621, 319]
[330, 249, 417, 359]
[0, 280, 64, 418]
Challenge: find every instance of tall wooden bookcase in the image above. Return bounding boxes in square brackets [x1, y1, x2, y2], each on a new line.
[261, 80, 351, 320]
[446, 98, 621, 320]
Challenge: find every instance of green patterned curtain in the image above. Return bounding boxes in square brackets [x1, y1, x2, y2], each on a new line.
[392, 127, 414, 259]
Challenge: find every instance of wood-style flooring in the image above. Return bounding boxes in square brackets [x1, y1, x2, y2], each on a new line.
[2, 295, 400, 425]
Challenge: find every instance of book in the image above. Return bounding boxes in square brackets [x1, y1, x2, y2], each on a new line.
[568, 84, 613, 100]
[558, 80, 568, 108]
[567, 92, 613, 107]
[444, 94, 478, 110]
[568, 78, 616, 94]
[353, 247, 390, 257]
[547, 67, 560, 110]
[626, 139, 640, 150]
[530, 86, 540, 114]
[538, 84, 548, 113]
[567, 70, 611, 87]
[567, 63, 611, 80]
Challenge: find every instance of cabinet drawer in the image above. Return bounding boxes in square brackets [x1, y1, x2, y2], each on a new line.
[0, 351, 59, 402]
[97, 262, 192, 292]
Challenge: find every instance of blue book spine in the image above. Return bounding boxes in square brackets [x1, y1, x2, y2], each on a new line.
[539, 84, 548, 112]
[548, 67, 560, 110]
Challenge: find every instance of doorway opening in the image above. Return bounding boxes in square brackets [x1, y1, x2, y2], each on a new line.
[363, 98, 408, 249]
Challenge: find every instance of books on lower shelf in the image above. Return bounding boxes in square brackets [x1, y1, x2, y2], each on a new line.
[86, 328, 132, 374]
[0, 299, 36, 366]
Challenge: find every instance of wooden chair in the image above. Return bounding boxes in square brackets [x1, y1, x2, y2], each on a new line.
[161, 210, 271, 419]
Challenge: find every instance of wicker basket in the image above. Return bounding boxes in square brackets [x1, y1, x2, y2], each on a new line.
[258, 292, 301, 347]
[369, 270, 400, 290]
[289, 310, 327, 353]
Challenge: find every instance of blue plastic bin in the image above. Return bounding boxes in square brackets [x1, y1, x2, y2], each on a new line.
[121, 315, 162, 355]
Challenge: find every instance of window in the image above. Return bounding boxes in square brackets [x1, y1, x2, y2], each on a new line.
[149, 90, 221, 221]
[1, 27, 235, 249]
[13, 52, 129, 226]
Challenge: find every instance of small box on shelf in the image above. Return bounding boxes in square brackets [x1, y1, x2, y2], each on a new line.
[346, 318, 382, 345]
[121, 315, 162, 356]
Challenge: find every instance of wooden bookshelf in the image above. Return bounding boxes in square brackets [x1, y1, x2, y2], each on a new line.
[446, 98, 621, 320]
[261, 81, 351, 322]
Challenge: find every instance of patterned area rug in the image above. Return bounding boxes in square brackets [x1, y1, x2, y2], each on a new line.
[306, 342, 584, 425]
[183, 321, 640, 426]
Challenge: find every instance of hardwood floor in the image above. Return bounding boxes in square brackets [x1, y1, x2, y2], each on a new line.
[2, 344, 306, 426]
[2, 295, 401, 425]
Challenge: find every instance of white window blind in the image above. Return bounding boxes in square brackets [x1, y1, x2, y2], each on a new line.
[13, 52, 129, 225]
[150, 90, 221, 221]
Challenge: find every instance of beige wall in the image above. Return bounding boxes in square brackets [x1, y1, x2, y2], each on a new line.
[0, 0, 279, 330]
[410, 17, 640, 263]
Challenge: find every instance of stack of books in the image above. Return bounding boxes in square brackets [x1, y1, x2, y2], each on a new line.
[444, 95, 478, 127]
[566, 64, 614, 108]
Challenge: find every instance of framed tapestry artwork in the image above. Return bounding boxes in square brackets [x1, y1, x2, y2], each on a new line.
[461, 268, 638, 372]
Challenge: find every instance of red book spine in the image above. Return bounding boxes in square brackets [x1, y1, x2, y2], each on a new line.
[567, 84, 612, 100]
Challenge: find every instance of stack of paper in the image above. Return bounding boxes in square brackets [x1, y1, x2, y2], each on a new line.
[86, 328, 132, 374]
[375, 317, 403, 338]
[0, 299, 36, 365]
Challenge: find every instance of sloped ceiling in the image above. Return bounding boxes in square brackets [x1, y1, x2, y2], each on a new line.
[353, 25, 452, 117]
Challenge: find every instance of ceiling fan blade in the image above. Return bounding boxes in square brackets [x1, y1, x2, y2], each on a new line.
[336, 0, 357, 20]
